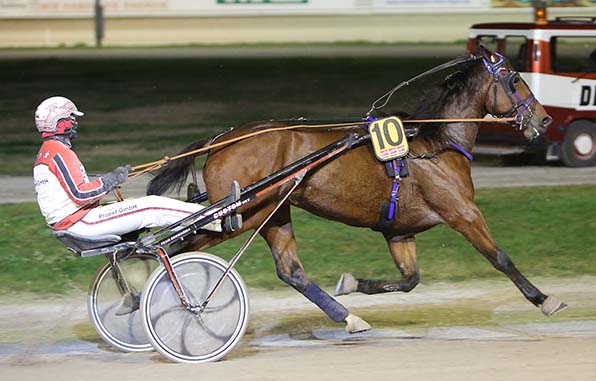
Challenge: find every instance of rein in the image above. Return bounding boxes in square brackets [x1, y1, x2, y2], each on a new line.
[127, 116, 514, 180]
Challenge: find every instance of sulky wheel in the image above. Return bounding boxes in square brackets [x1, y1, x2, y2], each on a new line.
[88, 254, 158, 352]
[140, 252, 249, 364]
[560, 120, 596, 167]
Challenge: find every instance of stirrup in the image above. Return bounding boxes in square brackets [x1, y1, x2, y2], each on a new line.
[224, 180, 243, 232]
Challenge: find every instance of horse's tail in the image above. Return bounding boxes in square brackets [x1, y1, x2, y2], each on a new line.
[146, 138, 210, 196]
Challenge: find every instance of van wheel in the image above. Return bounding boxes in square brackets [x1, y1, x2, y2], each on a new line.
[560, 120, 596, 167]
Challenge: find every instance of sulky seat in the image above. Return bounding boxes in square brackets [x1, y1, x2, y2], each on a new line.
[53, 230, 121, 256]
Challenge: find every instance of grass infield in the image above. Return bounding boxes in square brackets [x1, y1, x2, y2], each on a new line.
[1, 185, 595, 295]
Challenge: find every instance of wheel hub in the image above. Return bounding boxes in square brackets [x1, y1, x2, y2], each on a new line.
[574, 132, 595, 157]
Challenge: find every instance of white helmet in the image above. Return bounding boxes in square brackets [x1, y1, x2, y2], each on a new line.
[35, 96, 84, 135]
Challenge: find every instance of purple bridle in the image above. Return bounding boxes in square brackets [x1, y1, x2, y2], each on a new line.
[481, 52, 538, 136]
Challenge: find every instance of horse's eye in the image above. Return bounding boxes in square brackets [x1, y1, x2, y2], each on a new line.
[508, 73, 521, 92]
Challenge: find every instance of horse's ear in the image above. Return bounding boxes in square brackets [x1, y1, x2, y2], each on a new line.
[473, 43, 494, 60]
[473, 42, 486, 56]
[472, 42, 495, 62]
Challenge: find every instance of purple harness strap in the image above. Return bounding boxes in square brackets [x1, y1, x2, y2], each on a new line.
[449, 141, 473, 161]
[387, 159, 403, 220]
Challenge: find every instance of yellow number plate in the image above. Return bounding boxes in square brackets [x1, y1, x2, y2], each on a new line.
[368, 117, 409, 161]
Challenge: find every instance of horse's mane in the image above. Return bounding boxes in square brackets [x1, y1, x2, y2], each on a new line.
[408, 58, 484, 145]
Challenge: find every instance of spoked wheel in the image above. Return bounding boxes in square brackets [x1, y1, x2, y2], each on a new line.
[88, 254, 158, 352]
[140, 252, 249, 364]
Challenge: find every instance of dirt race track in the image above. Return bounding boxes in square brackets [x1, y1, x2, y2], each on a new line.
[6, 337, 596, 381]
[2, 277, 596, 381]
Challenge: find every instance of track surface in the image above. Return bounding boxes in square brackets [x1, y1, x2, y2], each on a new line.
[2, 278, 596, 380]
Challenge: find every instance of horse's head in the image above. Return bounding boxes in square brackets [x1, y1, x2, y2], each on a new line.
[477, 47, 552, 141]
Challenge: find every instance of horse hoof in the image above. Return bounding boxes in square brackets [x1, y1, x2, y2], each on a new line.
[541, 296, 568, 316]
[345, 313, 371, 333]
[334, 273, 358, 296]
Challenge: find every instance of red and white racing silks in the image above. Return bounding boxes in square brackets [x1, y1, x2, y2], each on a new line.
[34, 139, 221, 237]
[34, 139, 109, 228]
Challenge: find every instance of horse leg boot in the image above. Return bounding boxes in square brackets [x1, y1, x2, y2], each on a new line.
[260, 207, 371, 333]
[446, 203, 567, 316]
[335, 235, 420, 296]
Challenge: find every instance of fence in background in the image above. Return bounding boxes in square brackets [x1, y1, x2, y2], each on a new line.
[0, 1, 594, 47]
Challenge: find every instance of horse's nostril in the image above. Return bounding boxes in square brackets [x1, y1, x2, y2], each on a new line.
[542, 115, 553, 128]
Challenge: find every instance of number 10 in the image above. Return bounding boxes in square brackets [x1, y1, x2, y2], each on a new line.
[370, 118, 404, 149]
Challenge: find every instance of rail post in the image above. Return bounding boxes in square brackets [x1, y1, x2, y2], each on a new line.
[94, 0, 104, 47]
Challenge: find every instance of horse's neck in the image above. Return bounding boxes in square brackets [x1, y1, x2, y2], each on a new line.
[439, 80, 487, 153]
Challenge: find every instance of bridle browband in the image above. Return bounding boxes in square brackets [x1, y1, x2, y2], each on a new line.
[480, 52, 539, 138]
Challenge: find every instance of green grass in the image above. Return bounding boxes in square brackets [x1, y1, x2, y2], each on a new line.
[0, 56, 449, 175]
[1, 185, 595, 295]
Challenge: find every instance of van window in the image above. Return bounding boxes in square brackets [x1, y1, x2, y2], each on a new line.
[503, 36, 529, 71]
[476, 35, 498, 52]
[551, 36, 596, 73]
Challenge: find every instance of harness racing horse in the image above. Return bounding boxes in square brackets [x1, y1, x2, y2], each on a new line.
[148, 47, 565, 333]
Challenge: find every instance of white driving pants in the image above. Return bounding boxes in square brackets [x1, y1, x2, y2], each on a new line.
[67, 195, 220, 237]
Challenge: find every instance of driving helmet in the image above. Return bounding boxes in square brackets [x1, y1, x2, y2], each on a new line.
[35, 96, 84, 137]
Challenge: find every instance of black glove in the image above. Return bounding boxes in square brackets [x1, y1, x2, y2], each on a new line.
[101, 165, 131, 190]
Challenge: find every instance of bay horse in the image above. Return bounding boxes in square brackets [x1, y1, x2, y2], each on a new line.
[148, 47, 565, 333]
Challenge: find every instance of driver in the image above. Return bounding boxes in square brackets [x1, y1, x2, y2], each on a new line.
[33, 96, 222, 238]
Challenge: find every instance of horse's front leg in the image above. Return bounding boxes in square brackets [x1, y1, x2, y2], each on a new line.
[259, 205, 371, 333]
[335, 235, 420, 295]
[443, 201, 566, 316]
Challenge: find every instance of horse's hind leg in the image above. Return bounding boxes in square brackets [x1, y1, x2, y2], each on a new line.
[259, 205, 371, 333]
[335, 235, 420, 295]
[445, 202, 566, 316]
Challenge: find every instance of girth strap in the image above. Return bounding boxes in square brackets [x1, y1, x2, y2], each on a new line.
[372, 158, 408, 232]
